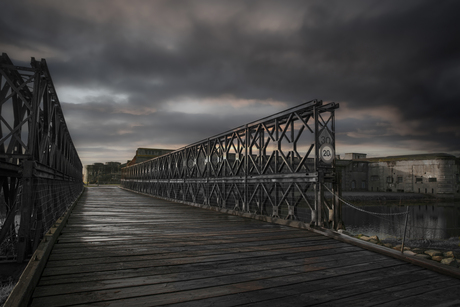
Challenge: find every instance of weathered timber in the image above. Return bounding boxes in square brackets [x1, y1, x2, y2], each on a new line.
[167, 267, 439, 307]
[25, 187, 460, 307]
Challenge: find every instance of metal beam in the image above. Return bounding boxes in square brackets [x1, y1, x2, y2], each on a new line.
[0, 53, 83, 262]
[122, 100, 340, 228]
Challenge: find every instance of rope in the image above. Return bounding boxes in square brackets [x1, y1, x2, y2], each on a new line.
[323, 185, 460, 232]
[322, 185, 408, 216]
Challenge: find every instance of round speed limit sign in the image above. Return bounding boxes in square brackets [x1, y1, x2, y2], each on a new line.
[319, 143, 334, 164]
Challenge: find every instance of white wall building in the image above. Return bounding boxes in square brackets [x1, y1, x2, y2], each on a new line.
[338, 153, 460, 197]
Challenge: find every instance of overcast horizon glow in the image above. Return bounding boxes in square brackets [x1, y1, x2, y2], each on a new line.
[2, 0, 459, 166]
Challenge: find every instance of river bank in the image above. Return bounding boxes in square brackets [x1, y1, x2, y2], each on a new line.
[0, 262, 27, 306]
[341, 230, 460, 269]
[341, 191, 459, 203]
[339, 191, 460, 241]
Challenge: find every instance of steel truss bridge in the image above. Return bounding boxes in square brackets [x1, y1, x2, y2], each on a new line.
[3, 53, 460, 307]
[0, 51, 340, 264]
[122, 99, 342, 229]
[0, 53, 83, 262]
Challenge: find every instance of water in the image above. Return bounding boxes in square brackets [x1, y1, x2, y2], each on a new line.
[342, 202, 460, 240]
[0, 214, 21, 235]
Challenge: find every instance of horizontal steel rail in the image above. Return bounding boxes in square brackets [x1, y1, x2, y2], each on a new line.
[0, 53, 83, 262]
[122, 99, 340, 227]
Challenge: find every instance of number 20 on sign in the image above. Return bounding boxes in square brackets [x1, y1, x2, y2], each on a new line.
[319, 143, 334, 164]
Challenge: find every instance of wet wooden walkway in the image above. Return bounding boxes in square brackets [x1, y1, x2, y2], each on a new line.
[29, 187, 460, 306]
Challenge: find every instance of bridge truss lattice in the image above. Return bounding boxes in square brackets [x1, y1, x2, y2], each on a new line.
[122, 99, 342, 229]
[0, 53, 83, 262]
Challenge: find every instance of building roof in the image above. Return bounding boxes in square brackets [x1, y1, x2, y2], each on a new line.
[358, 153, 457, 162]
[126, 148, 175, 167]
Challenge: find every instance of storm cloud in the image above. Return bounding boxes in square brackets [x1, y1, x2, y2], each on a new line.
[1, 0, 459, 165]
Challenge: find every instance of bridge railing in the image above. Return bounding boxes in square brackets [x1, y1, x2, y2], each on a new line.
[0, 53, 83, 262]
[122, 99, 340, 228]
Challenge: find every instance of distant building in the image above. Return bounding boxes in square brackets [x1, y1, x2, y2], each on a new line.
[336, 157, 369, 192]
[126, 148, 175, 166]
[83, 148, 175, 184]
[343, 153, 367, 160]
[85, 162, 122, 184]
[338, 153, 460, 197]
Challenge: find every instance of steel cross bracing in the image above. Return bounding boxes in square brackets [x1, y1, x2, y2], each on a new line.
[122, 99, 342, 229]
[0, 53, 83, 262]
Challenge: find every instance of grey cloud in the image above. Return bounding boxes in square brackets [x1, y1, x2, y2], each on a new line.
[62, 101, 251, 150]
[2, 0, 460, 165]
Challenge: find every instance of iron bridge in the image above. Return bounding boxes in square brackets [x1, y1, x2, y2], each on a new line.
[0, 53, 83, 262]
[122, 99, 342, 229]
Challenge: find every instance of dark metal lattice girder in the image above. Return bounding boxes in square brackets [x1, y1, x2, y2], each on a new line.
[122, 99, 341, 228]
[0, 53, 83, 262]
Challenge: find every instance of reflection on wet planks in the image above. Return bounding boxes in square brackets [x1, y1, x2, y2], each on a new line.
[30, 187, 460, 307]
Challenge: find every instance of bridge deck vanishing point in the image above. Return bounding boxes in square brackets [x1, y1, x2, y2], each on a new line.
[27, 187, 460, 307]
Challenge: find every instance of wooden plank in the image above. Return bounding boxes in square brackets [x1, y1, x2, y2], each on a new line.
[33, 251, 390, 298]
[41, 243, 353, 276]
[49, 235, 328, 254]
[45, 240, 344, 267]
[374, 284, 460, 307]
[326, 273, 460, 307]
[55, 230, 319, 244]
[38, 246, 363, 286]
[31, 258, 404, 306]
[233, 271, 450, 306]
[163, 265, 429, 307]
[27, 187, 460, 307]
[46, 238, 336, 262]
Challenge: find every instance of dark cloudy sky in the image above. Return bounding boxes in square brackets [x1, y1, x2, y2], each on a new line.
[2, 0, 459, 166]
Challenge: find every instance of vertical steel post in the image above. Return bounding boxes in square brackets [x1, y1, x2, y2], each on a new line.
[17, 160, 35, 262]
[206, 138, 210, 206]
[275, 119, 279, 214]
[332, 109, 341, 229]
[275, 118, 279, 174]
[244, 125, 248, 212]
[259, 127, 264, 214]
[314, 105, 321, 226]
[401, 206, 410, 253]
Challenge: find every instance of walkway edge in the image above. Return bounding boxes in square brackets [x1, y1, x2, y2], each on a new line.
[120, 187, 460, 280]
[4, 188, 86, 307]
[311, 228, 460, 280]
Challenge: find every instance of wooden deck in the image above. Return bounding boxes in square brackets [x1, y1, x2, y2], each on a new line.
[29, 187, 460, 306]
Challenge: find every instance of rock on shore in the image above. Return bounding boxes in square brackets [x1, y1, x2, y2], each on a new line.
[353, 234, 459, 269]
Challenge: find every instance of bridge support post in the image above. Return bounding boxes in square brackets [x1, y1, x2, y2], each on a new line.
[334, 170, 345, 230]
[17, 161, 35, 263]
[310, 209, 317, 227]
[317, 175, 324, 227]
[313, 181, 323, 227]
